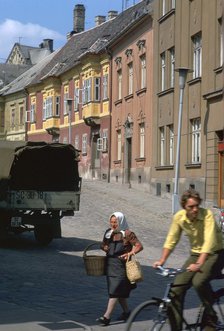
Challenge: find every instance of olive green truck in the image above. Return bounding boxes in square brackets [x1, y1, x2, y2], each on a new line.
[0, 141, 81, 245]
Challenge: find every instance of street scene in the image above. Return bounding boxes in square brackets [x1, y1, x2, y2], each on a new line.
[0, 179, 223, 331]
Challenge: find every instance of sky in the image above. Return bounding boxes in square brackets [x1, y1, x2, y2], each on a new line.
[0, 0, 140, 63]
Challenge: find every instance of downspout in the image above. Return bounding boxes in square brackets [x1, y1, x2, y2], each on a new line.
[106, 46, 113, 183]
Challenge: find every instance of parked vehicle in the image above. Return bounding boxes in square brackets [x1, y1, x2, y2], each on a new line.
[0, 141, 81, 245]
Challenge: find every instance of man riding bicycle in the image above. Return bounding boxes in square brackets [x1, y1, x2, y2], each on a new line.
[153, 189, 224, 331]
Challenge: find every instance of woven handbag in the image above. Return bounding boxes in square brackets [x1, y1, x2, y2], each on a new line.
[126, 253, 143, 283]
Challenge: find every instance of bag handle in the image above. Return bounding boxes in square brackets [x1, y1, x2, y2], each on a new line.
[83, 242, 101, 258]
[127, 252, 138, 262]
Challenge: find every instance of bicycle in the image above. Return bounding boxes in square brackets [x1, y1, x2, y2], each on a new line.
[125, 266, 224, 331]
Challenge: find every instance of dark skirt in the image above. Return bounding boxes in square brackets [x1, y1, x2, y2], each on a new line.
[106, 256, 132, 298]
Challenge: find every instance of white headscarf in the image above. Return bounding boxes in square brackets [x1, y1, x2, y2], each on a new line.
[105, 211, 129, 239]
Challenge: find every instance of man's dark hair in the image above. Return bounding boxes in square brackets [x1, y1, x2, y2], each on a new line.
[180, 189, 202, 208]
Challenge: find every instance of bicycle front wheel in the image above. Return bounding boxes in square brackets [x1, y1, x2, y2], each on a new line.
[125, 300, 171, 331]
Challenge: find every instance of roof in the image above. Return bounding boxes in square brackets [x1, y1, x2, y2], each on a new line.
[6, 43, 52, 65]
[0, 49, 60, 96]
[1, 0, 152, 93]
[0, 63, 32, 88]
[33, 0, 152, 81]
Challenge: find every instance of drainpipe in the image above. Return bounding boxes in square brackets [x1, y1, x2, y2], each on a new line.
[106, 46, 113, 183]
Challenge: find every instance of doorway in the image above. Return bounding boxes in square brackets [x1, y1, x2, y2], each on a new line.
[91, 134, 100, 179]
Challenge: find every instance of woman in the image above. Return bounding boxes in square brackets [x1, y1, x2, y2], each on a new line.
[97, 211, 143, 326]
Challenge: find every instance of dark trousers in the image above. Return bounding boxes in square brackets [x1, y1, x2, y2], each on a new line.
[168, 251, 223, 331]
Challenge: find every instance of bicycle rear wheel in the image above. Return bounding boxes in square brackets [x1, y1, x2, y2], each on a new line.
[125, 300, 171, 331]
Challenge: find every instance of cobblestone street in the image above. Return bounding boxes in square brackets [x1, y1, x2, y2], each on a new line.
[0, 180, 222, 330]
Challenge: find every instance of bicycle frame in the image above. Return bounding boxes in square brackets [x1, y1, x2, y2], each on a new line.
[152, 279, 204, 330]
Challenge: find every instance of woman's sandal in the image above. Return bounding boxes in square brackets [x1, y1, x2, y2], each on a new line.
[96, 316, 111, 326]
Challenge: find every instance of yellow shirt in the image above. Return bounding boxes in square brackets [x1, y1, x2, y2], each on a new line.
[163, 208, 224, 254]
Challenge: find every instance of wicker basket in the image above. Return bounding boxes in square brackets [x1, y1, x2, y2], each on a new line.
[83, 242, 106, 276]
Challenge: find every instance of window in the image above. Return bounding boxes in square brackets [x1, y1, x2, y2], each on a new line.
[118, 70, 122, 99]
[103, 74, 108, 100]
[140, 55, 146, 89]
[43, 96, 53, 119]
[0, 110, 4, 128]
[55, 96, 60, 116]
[82, 134, 87, 155]
[128, 62, 133, 95]
[74, 89, 79, 111]
[160, 126, 165, 166]
[97, 130, 108, 152]
[168, 125, 174, 165]
[139, 123, 145, 158]
[191, 118, 201, 163]
[75, 135, 79, 150]
[161, 52, 166, 91]
[161, 0, 175, 15]
[162, 0, 166, 15]
[19, 106, 24, 125]
[64, 92, 69, 115]
[30, 104, 35, 123]
[117, 130, 122, 160]
[219, 19, 223, 67]
[11, 108, 15, 128]
[83, 78, 92, 104]
[170, 48, 175, 88]
[192, 34, 202, 78]
[94, 77, 101, 101]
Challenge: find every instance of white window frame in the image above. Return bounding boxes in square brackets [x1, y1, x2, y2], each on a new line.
[140, 55, 146, 89]
[74, 88, 79, 111]
[139, 123, 145, 158]
[160, 126, 165, 166]
[193, 34, 202, 79]
[97, 130, 108, 152]
[171, 0, 175, 9]
[162, 0, 166, 15]
[170, 47, 175, 88]
[219, 19, 223, 67]
[30, 103, 35, 123]
[161, 52, 166, 91]
[118, 70, 122, 100]
[45, 96, 53, 119]
[82, 134, 88, 155]
[169, 125, 174, 165]
[64, 92, 69, 115]
[128, 62, 133, 95]
[83, 78, 92, 104]
[117, 130, 122, 161]
[103, 74, 108, 100]
[191, 118, 201, 163]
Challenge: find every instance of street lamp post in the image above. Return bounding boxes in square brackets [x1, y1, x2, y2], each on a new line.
[172, 68, 192, 214]
[66, 99, 73, 144]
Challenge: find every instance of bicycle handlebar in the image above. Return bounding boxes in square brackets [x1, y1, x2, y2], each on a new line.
[156, 266, 184, 277]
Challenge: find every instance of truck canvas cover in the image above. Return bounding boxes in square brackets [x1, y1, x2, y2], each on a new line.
[9, 142, 80, 192]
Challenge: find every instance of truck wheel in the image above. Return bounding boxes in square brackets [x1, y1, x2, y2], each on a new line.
[34, 224, 54, 245]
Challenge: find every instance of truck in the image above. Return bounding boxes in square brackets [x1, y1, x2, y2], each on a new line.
[0, 141, 81, 245]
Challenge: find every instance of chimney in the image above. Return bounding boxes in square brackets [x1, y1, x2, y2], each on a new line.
[73, 4, 85, 33]
[42, 39, 54, 52]
[95, 15, 106, 26]
[108, 10, 118, 20]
